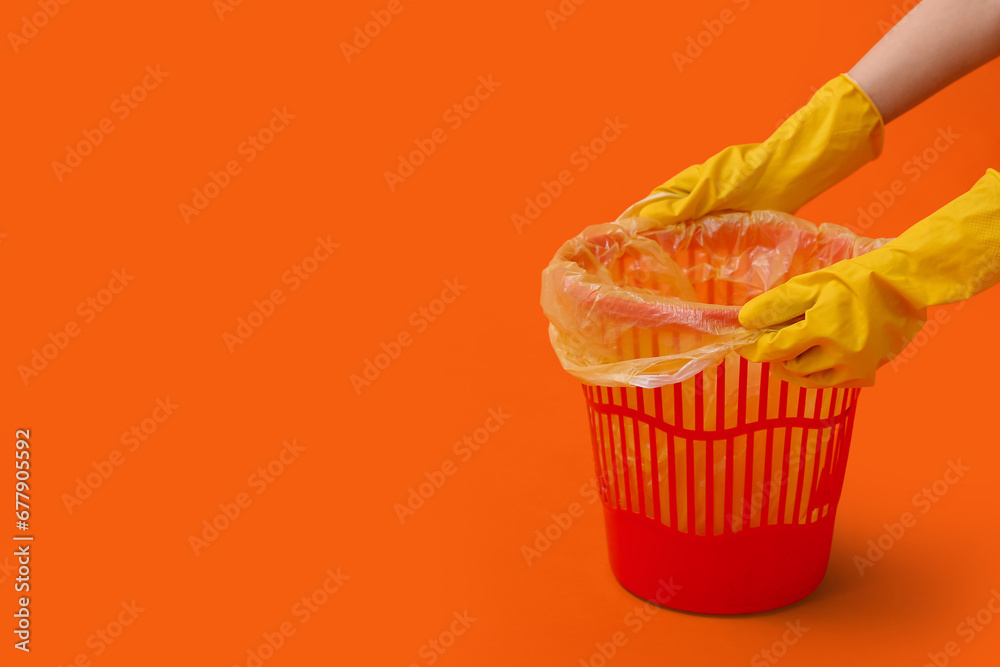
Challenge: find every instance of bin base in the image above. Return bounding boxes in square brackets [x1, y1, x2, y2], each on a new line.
[603, 505, 836, 614]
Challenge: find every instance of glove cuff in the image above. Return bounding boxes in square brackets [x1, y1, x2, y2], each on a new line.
[840, 73, 886, 147]
[724, 73, 886, 213]
[638, 73, 886, 223]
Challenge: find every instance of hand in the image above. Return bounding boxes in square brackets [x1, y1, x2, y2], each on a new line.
[739, 169, 1000, 387]
[735, 259, 926, 387]
[624, 74, 884, 224]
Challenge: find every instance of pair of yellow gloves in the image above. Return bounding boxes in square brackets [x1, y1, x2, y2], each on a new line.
[639, 74, 1000, 388]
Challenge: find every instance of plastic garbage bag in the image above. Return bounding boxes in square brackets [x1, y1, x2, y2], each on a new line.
[541, 201, 890, 388]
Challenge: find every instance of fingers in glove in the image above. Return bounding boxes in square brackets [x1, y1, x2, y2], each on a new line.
[782, 345, 837, 377]
[738, 318, 816, 364]
[799, 365, 873, 389]
[739, 279, 818, 329]
[766, 361, 826, 388]
[767, 362, 863, 389]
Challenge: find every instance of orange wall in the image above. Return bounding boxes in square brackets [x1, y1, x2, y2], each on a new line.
[3, 0, 999, 665]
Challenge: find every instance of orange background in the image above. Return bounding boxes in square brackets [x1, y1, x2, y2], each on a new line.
[3, 0, 1000, 665]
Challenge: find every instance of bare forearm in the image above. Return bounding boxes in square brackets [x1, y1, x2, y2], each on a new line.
[848, 0, 1000, 123]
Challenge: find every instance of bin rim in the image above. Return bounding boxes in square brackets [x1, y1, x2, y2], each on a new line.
[546, 201, 844, 333]
[541, 193, 891, 387]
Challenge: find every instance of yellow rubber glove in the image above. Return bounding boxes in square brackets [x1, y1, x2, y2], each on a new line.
[739, 169, 1000, 387]
[625, 74, 884, 223]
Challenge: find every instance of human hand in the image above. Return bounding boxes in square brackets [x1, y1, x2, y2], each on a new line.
[739, 169, 1000, 387]
[625, 74, 884, 224]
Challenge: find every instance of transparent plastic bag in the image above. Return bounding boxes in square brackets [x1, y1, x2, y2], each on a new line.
[541, 195, 890, 387]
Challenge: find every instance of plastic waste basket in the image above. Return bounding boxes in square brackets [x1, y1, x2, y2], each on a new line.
[541, 194, 890, 614]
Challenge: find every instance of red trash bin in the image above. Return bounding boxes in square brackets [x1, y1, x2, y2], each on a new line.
[541, 201, 888, 614]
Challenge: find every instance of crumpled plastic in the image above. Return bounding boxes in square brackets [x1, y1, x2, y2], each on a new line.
[541, 208, 890, 387]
